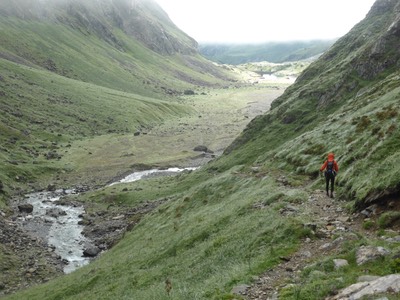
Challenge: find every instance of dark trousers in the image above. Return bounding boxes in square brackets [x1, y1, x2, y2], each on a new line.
[325, 172, 335, 194]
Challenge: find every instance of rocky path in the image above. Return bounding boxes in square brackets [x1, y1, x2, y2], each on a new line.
[241, 189, 367, 299]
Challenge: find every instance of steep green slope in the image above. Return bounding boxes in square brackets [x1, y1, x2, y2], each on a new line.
[0, 57, 192, 206]
[0, 0, 235, 206]
[0, 0, 231, 97]
[221, 0, 400, 208]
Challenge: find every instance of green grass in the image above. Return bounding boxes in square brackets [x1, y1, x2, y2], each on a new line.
[5, 165, 311, 300]
[2, 0, 400, 299]
[0, 57, 195, 191]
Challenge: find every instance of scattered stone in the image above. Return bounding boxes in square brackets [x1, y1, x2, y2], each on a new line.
[333, 259, 349, 269]
[193, 145, 211, 153]
[277, 175, 289, 186]
[47, 184, 57, 192]
[18, 204, 34, 214]
[360, 204, 379, 218]
[83, 246, 101, 257]
[304, 223, 317, 231]
[337, 216, 351, 223]
[356, 246, 390, 265]
[46, 208, 67, 218]
[231, 284, 250, 295]
[300, 251, 312, 258]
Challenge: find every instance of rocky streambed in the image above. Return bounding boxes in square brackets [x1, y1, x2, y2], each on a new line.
[17, 187, 93, 274]
[1, 167, 196, 296]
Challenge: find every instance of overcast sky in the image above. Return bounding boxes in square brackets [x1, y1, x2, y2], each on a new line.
[155, 0, 377, 43]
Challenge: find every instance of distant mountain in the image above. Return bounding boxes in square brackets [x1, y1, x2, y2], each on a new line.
[0, 0, 197, 55]
[0, 0, 234, 92]
[199, 40, 336, 64]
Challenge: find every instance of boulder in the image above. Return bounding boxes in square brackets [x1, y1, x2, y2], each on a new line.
[46, 208, 67, 218]
[333, 259, 349, 269]
[329, 274, 400, 300]
[231, 284, 250, 295]
[83, 246, 101, 257]
[18, 204, 34, 214]
[193, 145, 209, 152]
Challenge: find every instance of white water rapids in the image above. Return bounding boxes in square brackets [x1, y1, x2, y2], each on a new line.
[19, 167, 198, 273]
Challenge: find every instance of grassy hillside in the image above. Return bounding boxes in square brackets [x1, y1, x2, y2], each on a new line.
[3, 0, 400, 299]
[0, 0, 236, 207]
[221, 0, 400, 207]
[0, 57, 194, 206]
[199, 40, 335, 65]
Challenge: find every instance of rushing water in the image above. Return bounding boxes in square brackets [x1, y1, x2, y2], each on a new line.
[22, 190, 90, 274]
[19, 167, 198, 273]
[109, 167, 198, 186]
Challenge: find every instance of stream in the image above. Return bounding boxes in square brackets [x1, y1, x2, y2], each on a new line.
[17, 167, 198, 274]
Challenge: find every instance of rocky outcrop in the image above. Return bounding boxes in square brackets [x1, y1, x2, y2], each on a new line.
[329, 274, 400, 300]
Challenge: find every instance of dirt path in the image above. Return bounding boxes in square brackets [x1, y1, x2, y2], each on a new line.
[243, 189, 365, 299]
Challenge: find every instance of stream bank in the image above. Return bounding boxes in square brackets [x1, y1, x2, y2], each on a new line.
[1, 166, 198, 296]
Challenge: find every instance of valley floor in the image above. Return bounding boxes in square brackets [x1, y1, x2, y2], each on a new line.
[54, 83, 287, 188]
[1, 80, 289, 296]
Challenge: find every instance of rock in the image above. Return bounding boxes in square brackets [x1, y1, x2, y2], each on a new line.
[18, 204, 34, 214]
[183, 89, 195, 95]
[231, 284, 250, 295]
[304, 223, 317, 231]
[83, 246, 101, 257]
[193, 145, 210, 152]
[337, 216, 351, 223]
[47, 184, 57, 191]
[356, 246, 390, 265]
[46, 208, 67, 218]
[300, 250, 312, 258]
[360, 204, 379, 218]
[358, 275, 381, 282]
[329, 274, 400, 300]
[333, 259, 349, 269]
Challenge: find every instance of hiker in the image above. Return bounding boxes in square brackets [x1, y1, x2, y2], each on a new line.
[320, 152, 339, 198]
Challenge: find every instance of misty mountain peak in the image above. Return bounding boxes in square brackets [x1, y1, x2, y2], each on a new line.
[0, 0, 198, 55]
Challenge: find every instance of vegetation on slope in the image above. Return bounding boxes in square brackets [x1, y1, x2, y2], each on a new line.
[222, 0, 400, 208]
[0, 0, 237, 207]
[3, 0, 400, 299]
[199, 40, 335, 65]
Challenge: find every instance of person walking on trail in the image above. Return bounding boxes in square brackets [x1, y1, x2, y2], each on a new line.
[320, 152, 339, 198]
